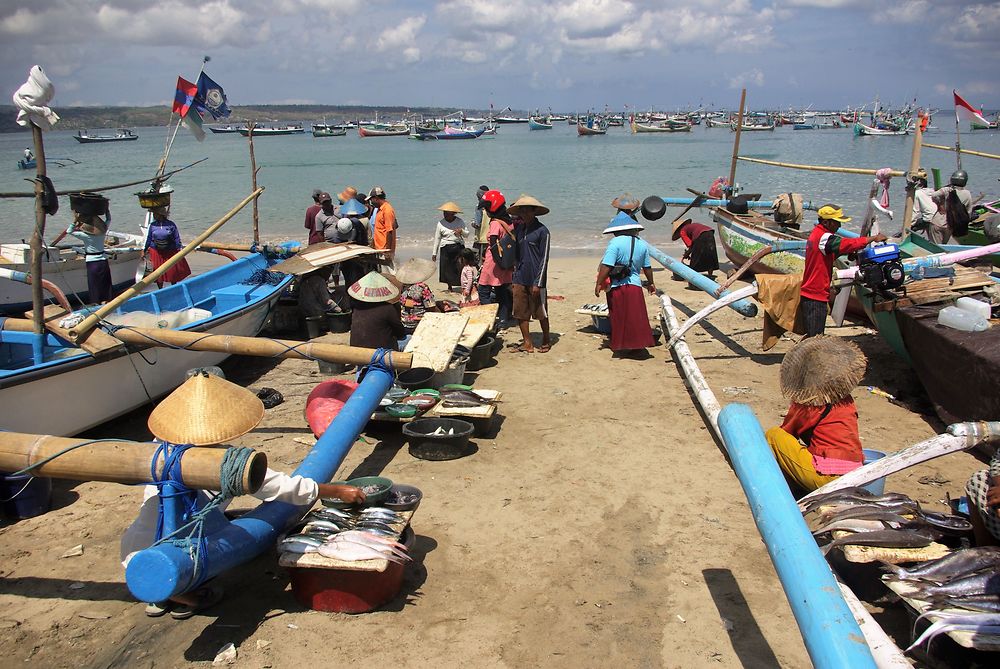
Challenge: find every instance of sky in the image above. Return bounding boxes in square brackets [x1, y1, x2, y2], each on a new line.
[1, 0, 997, 113]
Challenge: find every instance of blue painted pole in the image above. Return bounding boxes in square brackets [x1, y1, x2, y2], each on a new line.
[647, 244, 758, 317]
[717, 404, 876, 669]
[657, 197, 818, 211]
[125, 364, 395, 603]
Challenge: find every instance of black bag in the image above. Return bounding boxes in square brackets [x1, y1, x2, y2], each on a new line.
[946, 189, 971, 237]
[608, 237, 635, 281]
[491, 219, 517, 270]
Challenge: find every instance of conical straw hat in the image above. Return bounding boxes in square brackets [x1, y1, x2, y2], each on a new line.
[348, 271, 400, 303]
[148, 372, 265, 445]
[508, 194, 550, 216]
[437, 201, 463, 214]
[780, 336, 867, 406]
[394, 257, 436, 285]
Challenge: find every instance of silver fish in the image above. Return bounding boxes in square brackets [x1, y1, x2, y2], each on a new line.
[915, 571, 1000, 600]
[937, 595, 1000, 614]
[279, 536, 323, 554]
[906, 619, 1000, 653]
[881, 547, 1000, 584]
[811, 519, 898, 536]
[821, 529, 937, 556]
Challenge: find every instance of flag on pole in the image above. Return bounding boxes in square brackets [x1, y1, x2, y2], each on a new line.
[172, 76, 205, 141]
[195, 72, 231, 120]
[954, 90, 989, 127]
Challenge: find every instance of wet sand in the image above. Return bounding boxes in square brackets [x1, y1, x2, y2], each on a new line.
[0, 255, 988, 668]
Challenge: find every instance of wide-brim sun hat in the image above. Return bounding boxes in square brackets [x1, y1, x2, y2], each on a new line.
[780, 335, 867, 406]
[817, 204, 852, 223]
[348, 271, 400, 303]
[148, 371, 265, 445]
[394, 257, 436, 285]
[438, 201, 463, 214]
[338, 186, 357, 202]
[603, 211, 644, 234]
[508, 194, 549, 216]
[611, 193, 641, 211]
[671, 218, 692, 240]
[339, 198, 367, 217]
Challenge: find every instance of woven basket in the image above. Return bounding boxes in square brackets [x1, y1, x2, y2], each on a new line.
[136, 190, 172, 210]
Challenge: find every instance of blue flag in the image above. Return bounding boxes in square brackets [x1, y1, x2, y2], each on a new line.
[195, 72, 231, 120]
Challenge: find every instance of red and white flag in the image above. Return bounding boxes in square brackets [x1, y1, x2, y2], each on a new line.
[954, 89, 989, 127]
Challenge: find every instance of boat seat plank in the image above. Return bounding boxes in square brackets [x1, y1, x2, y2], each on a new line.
[24, 305, 124, 356]
[873, 267, 994, 311]
[404, 312, 469, 372]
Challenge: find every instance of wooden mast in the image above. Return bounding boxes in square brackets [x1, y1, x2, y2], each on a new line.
[727, 88, 746, 193]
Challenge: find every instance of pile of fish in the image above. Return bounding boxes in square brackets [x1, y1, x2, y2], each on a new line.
[882, 547, 1000, 651]
[439, 389, 493, 409]
[800, 486, 973, 556]
[278, 506, 411, 564]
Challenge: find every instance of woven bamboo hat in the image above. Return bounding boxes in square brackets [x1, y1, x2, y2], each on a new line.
[438, 201, 463, 214]
[611, 193, 641, 212]
[780, 336, 867, 406]
[508, 194, 549, 216]
[148, 371, 265, 445]
[338, 186, 357, 202]
[394, 257, 436, 285]
[348, 271, 400, 303]
[671, 218, 692, 240]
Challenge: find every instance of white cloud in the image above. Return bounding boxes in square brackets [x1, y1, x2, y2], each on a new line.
[550, 0, 636, 38]
[728, 68, 764, 89]
[376, 16, 427, 64]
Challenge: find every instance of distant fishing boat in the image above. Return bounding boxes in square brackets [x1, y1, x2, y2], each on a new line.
[16, 158, 36, 170]
[208, 124, 243, 134]
[358, 125, 409, 137]
[705, 117, 730, 128]
[311, 124, 347, 137]
[731, 121, 775, 132]
[631, 117, 691, 133]
[549, 115, 569, 122]
[237, 125, 306, 136]
[495, 116, 529, 124]
[528, 117, 553, 130]
[577, 114, 607, 136]
[0, 253, 292, 436]
[852, 122, 908, 136]
[74, 128, 139, 143]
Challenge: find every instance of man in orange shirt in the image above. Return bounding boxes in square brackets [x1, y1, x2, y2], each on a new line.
[368, 186, 397, 263]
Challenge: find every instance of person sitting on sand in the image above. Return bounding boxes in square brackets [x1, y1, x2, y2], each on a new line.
[121, 371, 365, 619]
[395, 258, 439, 332]
[966, 451, 1000, 547]
[348, 271, 407, 351]
[508, 195, 552, 353]
[672, 218, 719, 280]
[765, 336, 867, 494]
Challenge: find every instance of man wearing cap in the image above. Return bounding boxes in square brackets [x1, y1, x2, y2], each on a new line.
[315, 192, 339, 242]
[765, 336, 868, 493]
[304, 189, 324, 245]
[509, 195, 552, 353]
[368, 186, 397, 263]
[348, 271, 407, 351]
[800, 204, 886, 337]
[432, 201, 468, 291]
[928, 170, 972, 244]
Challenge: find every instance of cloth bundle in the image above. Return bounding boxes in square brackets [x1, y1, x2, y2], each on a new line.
[13, 66, 60, 131]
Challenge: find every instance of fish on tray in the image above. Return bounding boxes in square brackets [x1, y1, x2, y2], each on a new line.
[905, 612, 1000, 653]
[439, 389, 492, 409]
[820, 529, 939, 556]
[881, 546, 1000, 585]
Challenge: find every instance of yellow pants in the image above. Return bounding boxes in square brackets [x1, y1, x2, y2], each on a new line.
[765, 427, 840, 492]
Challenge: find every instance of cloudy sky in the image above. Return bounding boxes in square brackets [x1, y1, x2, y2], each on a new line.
[1, 0, 997, 112]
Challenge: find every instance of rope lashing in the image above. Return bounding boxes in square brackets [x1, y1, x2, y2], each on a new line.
[149, 443, 254, 588]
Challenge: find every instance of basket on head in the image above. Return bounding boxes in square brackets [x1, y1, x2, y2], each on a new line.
[69, 192, 109, 217]
[780, 336, 867, 407]
[136, 190, 172, 210]
[148, 371, 265, 445]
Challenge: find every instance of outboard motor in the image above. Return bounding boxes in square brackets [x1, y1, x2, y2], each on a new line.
[857, 243, 905, 292]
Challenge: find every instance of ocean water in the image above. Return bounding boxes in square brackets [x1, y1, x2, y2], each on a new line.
[2, 122, 997, 255]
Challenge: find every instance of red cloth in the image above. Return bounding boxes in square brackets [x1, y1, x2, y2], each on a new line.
[304, 203, 323, 245]
[780, 399, 863, 465]
[606, 283, 654, 351]
[801, 224, 873, 302]
[679, 222, 712, 247]
[147, 247, 191, 285]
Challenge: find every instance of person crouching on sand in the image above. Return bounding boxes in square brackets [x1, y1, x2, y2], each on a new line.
[765, 336, 867, 495]
[120, 371, 365, 619]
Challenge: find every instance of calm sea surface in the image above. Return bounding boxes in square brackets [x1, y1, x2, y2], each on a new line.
[2, 122, 998, 255]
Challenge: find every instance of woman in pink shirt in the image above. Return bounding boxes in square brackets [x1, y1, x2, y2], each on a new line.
[476, 190, 514, 323]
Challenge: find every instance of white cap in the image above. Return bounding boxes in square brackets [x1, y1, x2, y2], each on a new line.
[336, 218, 354, 235]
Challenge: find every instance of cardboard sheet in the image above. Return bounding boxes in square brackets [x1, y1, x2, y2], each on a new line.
[404, 312, 469, 371]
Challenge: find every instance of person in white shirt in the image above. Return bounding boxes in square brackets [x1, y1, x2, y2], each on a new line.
[907, 168, 937, 236]
[431, 201, 468, 291]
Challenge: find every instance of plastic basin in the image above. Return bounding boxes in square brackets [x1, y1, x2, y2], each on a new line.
[402, 418, 475, 460]
[327, 311, 352, 333]
[0, 472, 52, 519]
[467, 334, 495, 371]
[861, 449, 887, 496]
[396, 367, 435, 390]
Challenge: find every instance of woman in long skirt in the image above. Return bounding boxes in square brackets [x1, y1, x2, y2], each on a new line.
[431, 201, 468, 290]
[595, 213, 656, 356]
[145, 206, 192, 288]
[673, 218, 719, 278]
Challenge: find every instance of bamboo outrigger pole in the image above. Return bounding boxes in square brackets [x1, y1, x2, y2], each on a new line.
[901, 114, 924, 235]
[69, 187, 264, 342]
[922, 142, 1000, 161]
[727, 88, 746, 190]
[0, 432, 266, 493]
[736, 156, 904, 177]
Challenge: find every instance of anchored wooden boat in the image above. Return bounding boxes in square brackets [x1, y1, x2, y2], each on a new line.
[74, 128, 138, 143]
[311, 124, 347, 137]
[358, 125, 409, 137]
[528, 117, 553, 130]
[495, 116, 529, 124]
[16, 158, 36, 170]
[0, 241, 142, 314]
[577, 116, 607, 136]
[208, 124, 243, 134]
[705, 117, 730, 128]
[631, 120, 691, 133]
[237, 125, 306, 136]
[0, 252, 292, 436]
[731, 122, 775, 131]
[853, 122, 908, 136]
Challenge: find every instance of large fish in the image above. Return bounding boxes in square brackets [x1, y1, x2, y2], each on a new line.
[906, 617, 1000, 653]
[800, 487, 913, 513]
[937, 594, 1000, 614]
[882, 547, 1000, 584]
[915, 571, 1000, 600]
[820, 529, 938, 556]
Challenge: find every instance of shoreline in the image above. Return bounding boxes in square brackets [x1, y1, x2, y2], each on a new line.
[0, 255, 989, 667]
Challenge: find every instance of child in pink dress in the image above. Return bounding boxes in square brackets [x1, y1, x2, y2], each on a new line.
[459, 248, 480, 305]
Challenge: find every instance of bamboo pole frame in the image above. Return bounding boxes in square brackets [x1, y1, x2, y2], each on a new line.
[727, 88, 746, 190]
[737, 156, 904, 177]
[0, 432, 266, 493]
[922, 142, 1000, 161]
[28, 122, 47, 336]
[901, 117, 923, 235]
[69, 188, 264, 342]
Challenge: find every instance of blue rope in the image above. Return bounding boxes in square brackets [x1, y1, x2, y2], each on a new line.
[149, 443, 255, 588]
[357, 347, 395, 384]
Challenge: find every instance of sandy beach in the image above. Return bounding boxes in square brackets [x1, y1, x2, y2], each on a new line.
[0, 254, 989, 668]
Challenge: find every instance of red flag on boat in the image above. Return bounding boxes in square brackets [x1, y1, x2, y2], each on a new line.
[953, 90, 989, 127]
[173, 76, 205, 142]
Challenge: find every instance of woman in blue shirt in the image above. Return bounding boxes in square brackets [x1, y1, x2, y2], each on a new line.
[594, 212, 656, 356]
[51, 202, 113, 304]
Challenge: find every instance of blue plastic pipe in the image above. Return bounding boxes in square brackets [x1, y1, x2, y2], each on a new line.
[125, 365, 395, 603]
[647, 244, 758, 317]
[658, 197, 818, 211]
[717, 404, 876, 669]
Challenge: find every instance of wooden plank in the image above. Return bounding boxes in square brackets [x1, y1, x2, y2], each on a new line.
[457, 303, 498, 348]
[404, 312, 469, 372]
[278, 508, 415, 573]
[270, 242, 380, 276]
[884, 579, 1000, 651]
[25, 304, 123, 355]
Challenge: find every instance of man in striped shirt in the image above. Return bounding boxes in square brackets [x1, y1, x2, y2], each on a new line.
[800, 205, 886, 337]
